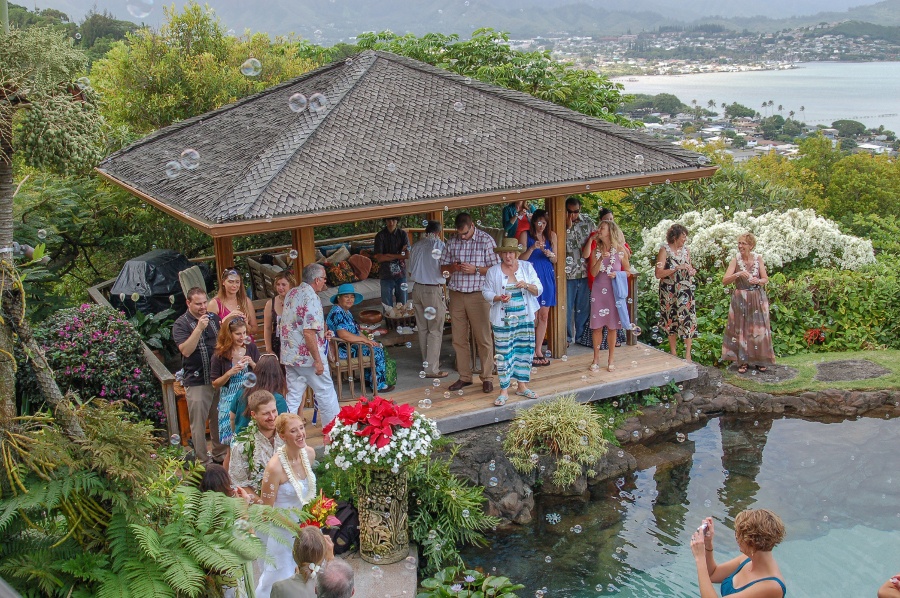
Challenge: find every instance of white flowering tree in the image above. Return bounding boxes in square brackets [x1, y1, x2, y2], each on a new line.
[634, 208, 875, 293]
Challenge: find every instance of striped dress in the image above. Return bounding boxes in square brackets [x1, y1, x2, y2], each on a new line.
[492, 286, 535, 390]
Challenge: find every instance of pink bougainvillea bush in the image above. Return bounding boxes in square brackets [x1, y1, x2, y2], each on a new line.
[26, 303, 166, 427]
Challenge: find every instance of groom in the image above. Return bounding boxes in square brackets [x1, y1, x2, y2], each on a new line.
[229, 390, 284, 502]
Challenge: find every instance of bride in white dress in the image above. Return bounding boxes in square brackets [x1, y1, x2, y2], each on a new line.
[255, 413, 317, 598]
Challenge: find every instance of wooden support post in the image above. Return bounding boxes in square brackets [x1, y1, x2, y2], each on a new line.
[213, 236, 234, 279]
[293, 227, 316, 274]
[546, 195, 568, 359]
[427, 210, 445, 239]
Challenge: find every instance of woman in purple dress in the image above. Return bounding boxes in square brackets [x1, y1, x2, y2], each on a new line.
[587, 220, 630, 373]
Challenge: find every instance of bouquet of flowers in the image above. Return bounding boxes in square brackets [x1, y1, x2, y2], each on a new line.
[302, 490, 342, 529]
[323, 395, 439, 474]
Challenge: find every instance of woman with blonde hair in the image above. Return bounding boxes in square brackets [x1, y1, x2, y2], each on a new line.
[208, 267, 258, 337]
[584, 220, 630, 373]
[270, 527, 335, 598]
[256, 413, 318, 597]
[721, 233, 775, 374]
[691, 508, 787, 597]
[264, 270, 294, 358]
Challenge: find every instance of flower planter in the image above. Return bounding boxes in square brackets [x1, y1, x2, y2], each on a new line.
[357, 468, 409, 564]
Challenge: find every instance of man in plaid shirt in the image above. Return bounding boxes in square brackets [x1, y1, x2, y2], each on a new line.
[440, 213, 500, 394]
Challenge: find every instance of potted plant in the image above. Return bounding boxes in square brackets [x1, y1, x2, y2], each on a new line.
[323, 395, 438, 564]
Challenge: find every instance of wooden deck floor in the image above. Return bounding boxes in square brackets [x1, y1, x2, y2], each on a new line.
[303, 343, 697, 449]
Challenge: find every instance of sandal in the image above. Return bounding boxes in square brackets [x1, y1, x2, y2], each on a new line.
[607, 364, 616, 372]
[756, 366, 768, 372]
[737, 364, 749, 374]
[532, 356, 551, 367]
[494, 395, 508, 406]
[515, 388, 538, 399]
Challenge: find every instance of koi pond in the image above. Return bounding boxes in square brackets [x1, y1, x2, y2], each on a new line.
[460, 414, 900, 597]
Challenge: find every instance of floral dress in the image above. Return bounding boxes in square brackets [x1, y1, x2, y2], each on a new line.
[721, 254, 775, 366]
[658, 243, 698, 340]
[325, 306, 388, 391]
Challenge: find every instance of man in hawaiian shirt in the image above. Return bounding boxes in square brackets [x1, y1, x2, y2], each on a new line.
[229, 390, 284, 501]
[280, 263, 340, 427]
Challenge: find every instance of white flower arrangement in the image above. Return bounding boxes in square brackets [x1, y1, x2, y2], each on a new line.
[635, 208, 875, 292]
[323, 397, 439, 474]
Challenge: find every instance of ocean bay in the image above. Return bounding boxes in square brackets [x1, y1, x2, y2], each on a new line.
[615, 61, 900, 133]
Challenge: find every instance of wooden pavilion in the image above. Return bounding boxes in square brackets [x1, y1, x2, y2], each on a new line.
[96, 50, 715, 358]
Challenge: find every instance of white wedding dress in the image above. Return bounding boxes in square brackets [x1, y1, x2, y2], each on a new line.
[255, 449, 317, 598]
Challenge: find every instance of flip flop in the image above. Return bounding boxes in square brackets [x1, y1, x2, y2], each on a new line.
[532, 357, 551, 366]
[737, 364, 749, 374]
[494, 395, 508, 406]
[756, 366, 768, 372]
[515, 388, 538, 399]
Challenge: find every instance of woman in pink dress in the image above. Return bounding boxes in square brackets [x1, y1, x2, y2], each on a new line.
[586, 220, 630, 373]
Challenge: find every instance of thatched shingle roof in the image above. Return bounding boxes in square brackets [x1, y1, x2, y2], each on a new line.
[97, 50, 711, 234]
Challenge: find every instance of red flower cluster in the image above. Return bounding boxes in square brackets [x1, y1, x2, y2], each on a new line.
[323, 395, 415, 448]
[804, 327, 827, 346]
[302, 490, 342, 529]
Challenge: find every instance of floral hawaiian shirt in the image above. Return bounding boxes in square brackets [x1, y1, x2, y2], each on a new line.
[279, 282, 327, 367]
[565, 215, 596, 280]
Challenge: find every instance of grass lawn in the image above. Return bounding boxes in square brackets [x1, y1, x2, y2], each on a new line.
[723, 349, 900, 394]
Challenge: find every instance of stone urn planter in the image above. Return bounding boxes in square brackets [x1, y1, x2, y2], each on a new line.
[357, 468, 409, 564]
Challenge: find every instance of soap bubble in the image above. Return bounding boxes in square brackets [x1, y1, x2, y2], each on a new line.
[37, 228, 48, 240]
[404, 556, 417, 570]
[243, 373, 257, 388]
[561, 355, 568, 362]
[431, 247, 443, 260]
[170, 434, 181, 445]
[126, 0, 153, 19]
[387, 162, 397, 173]
[289, 249, 299, 260]
[573, 524, 582, 533]
[371, 566, 383, 579]
[444, 391, 450, 399]
[309, 92, 329, 112]
[74, 33, 83, 40]
[544, 556, 552, 563]
[180, 148, 200, 170]
[405, 342, 412, 348]
[400, 283, 409, 292]
[289, 93, 308, 112]
[75, 76, 90, 89]
[442, 270, 450, 278]
[419, 371, 426, 379]
[453, 101, 466, 112]
[489, 477, 498, 487]
[424, 307, 437, 320]
[240, 58, 262, 77]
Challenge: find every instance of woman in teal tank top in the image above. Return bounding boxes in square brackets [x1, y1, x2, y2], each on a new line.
[690, 509, 787, 597]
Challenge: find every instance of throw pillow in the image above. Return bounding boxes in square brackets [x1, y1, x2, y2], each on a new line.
[328, 245, 351, 264]
[347, 254, 372, 281]
[359, 248, 380, 278]
[324, 261, 356, 287]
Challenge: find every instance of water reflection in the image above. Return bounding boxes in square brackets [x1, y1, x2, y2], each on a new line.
[460, 415, 900, 597]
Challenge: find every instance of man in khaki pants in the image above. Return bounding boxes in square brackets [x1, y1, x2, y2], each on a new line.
[440, 213, 500, 394]
[172, 287, 227, 465]
[408, 220, 448, 378]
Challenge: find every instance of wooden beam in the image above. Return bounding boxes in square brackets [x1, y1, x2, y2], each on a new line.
[546, 195, 568, 359]
[293, 227, 316, 271]
[213, 236, 234, 278]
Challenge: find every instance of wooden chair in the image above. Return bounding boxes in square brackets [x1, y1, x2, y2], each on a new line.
[327, 337, 378, 401]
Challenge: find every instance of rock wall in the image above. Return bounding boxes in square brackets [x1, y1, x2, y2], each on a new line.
[442, 365, 900, 524]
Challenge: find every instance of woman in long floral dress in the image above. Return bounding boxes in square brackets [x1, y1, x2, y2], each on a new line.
[655, 224, 698, 361]
[721, 233, 776, 373]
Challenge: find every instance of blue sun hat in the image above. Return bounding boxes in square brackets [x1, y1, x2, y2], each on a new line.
[331, 283, 364, 305]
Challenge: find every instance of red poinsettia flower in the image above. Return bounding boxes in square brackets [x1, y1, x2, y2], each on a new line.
[325, 395, 415, 448]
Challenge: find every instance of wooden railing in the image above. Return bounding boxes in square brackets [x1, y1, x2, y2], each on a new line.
[87, 279, 180, 439]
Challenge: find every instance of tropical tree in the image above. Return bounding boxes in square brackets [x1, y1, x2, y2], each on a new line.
[0, 24, 105, 427]
[356, 29, 636, 126]
[91, 1, 319, 133]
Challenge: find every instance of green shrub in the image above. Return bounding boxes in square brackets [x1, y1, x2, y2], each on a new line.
[503, 395, 608, 488]
[636, 259, 900, 364]
[25, 303, 165, 427]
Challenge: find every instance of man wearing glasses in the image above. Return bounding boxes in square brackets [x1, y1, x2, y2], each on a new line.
[280, 263, 339, 427]
[440, 213, 500, 394]
[565, 196, 596, 345]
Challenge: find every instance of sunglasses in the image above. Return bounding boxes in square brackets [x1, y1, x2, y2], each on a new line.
[567, 210, 580, 214]
[222, 267, 239, 277]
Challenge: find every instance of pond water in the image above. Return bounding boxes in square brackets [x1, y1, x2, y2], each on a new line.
[459, 415, 900, 598]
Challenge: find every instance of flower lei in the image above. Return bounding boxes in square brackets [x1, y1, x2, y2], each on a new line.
[277, 445, 317, 506]
[595, 244, 618, 275]
[234, 420, 263, 488]
[736, 252, 760, 279]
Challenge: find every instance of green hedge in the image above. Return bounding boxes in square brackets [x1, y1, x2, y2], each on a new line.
[636, 256, 900, 365]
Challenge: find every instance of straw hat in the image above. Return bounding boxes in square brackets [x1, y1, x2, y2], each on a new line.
[494, 238, 523, 254]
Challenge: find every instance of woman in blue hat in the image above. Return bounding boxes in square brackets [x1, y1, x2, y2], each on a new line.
[325, 283, 394, 393]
